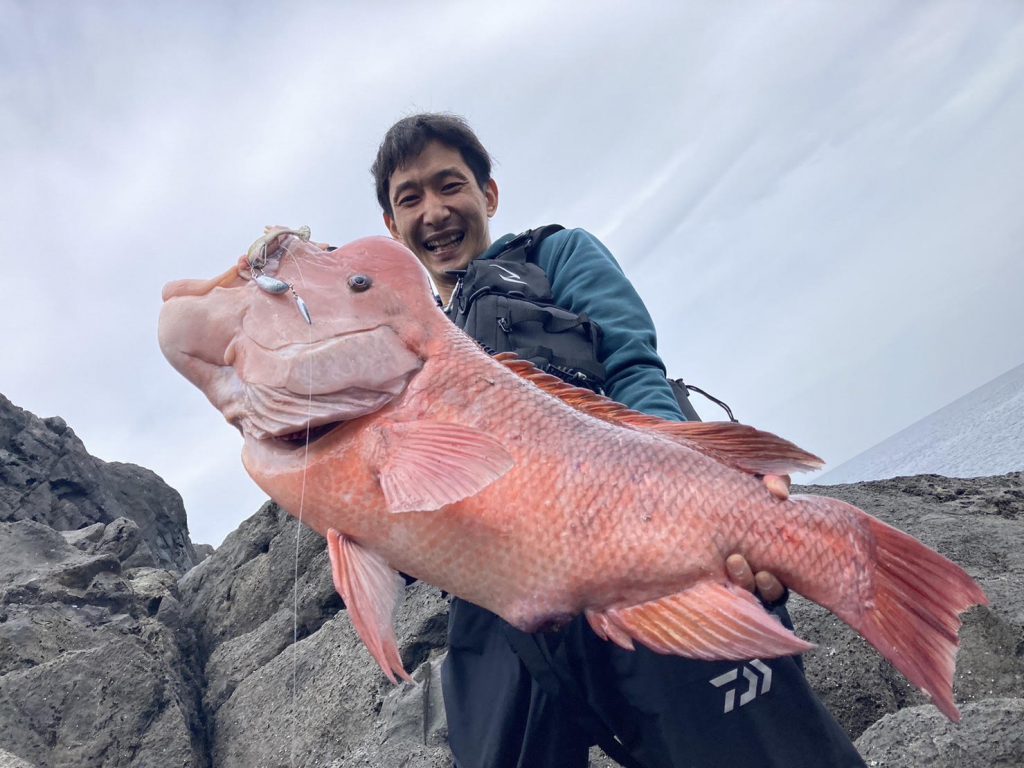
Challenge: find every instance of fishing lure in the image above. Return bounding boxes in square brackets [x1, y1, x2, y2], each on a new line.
[246, 226, 313, 325]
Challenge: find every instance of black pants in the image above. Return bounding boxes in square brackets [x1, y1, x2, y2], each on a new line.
[441, 599, 865, 768]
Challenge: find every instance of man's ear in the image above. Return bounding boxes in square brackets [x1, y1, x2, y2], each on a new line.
[383, 213, 403, 242]
[485, 179, 499, 218]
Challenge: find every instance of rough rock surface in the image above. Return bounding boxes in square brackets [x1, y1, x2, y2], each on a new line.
[1, 394, 1022, 767]
[855, 698, 1024, 767]
[0, 393, 199, 572]
[174, 474, 1021, 767]
[792, 474, 1024, 742]
[0, 519, 207, 768]
[178, 502, 451, 768]
[0, 748, 38, 768]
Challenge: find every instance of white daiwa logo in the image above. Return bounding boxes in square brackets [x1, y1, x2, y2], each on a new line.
[709, 659, 772, 713]
[492, 264, 527, 285]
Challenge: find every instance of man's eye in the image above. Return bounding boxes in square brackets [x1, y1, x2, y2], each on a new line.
[397, 194, 419, 207]
[442, 182, 465, 194]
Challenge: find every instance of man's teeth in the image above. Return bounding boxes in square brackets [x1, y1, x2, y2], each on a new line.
[426, 233, 464, 251]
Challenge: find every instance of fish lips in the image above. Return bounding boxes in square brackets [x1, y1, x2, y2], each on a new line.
[242, 382, 404, 450]
[235, 327, 422, 395]
[235, 326, 424, 451]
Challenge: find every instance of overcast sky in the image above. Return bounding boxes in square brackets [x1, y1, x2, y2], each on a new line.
[4, 1, 1023, 546]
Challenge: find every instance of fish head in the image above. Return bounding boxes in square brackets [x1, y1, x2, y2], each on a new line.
[158, 233, 443, 475]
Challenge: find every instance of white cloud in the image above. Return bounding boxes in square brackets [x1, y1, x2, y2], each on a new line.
[3, 0, 1023, 543]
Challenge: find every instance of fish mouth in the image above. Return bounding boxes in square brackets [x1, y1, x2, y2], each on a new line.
[239, 381, 402, 452]
[272, 419, 346, 449]
[231, 324, 424, 453]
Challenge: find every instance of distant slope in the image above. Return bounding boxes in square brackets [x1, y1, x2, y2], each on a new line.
[817, 362, 1024, 485]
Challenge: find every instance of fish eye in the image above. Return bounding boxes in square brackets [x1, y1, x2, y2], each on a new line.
[348, 274, 372, 292]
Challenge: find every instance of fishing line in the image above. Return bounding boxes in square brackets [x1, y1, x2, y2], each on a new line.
[242, 227, 318, 766]
[287, 247, 314, 768]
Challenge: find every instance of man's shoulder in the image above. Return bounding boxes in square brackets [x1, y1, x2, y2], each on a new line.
[536, 226, 599, 249]
[533, 227, 617, 273]
[532, 228, 602, 262]
[486, 227, 601, 256]
[478, 228, 613, 279]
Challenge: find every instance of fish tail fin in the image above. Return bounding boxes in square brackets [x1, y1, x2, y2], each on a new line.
[843, 516, 987, 722]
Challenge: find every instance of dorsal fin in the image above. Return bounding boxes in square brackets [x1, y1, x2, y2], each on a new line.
[494, 352, 823, 476]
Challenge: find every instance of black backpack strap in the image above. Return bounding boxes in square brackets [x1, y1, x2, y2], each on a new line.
[668, 379, 703, 422]
[501, 626, 648, 768]
[669, 378, 738, 423]
[498, 303, 594, 336]
[494, 224, 566, 264]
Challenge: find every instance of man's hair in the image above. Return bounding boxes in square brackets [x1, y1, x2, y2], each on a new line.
[371, 113, 493, 216]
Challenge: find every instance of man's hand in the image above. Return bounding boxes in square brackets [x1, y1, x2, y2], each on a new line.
[732, 475, 789, 602]
[762, 473, 791, 500]
[726, 553, 786, 604]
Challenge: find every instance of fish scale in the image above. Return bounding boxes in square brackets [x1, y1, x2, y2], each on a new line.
[159, 232, 987, 720]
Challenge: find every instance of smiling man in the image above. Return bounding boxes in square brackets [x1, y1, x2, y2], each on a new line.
[382, 139, 497, 304]
[370, 113, 863, 768]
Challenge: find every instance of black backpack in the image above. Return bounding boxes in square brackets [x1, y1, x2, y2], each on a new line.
[445, 225, 606, 393]
[446, 225, 735, 423]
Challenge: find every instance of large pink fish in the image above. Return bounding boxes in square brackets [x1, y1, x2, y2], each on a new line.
[159, 230, 986, 721]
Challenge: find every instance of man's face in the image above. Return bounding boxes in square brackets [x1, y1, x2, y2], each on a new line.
[384, 140, 498, 297]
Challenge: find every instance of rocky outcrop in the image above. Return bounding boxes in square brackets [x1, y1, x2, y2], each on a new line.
[178, 502, 451, 768]
[0, 748, 37, 768]
[854, 698, 1024, 767]
[0, 395, 206, 768]
[0, 518, 207, 768]
[791, 473, 1024, 742]
[1, 394, 1021, 767]
[0, 393, 199, 573]
[177, 473, 1022, 767]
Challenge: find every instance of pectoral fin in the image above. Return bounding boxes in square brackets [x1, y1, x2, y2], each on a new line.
[377, 421, 515, 513]
[585, 581, 813, 660]
[326, 528, 411, 683]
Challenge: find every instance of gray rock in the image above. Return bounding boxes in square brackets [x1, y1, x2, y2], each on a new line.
[0, 519, 207, 768]
[206, 596, 450, 767]
[2, 392, 1022, 767]
[0, 748, 38, 768]
[795, 473, 1024, 740]
[61, 521, 105, 548]
[174, 473, 1024, 767]
[380, 653, 448, 750]
[193, 543, 216, 563]
[855, 698, 1024, 767]
[0, 394, 198, 572]
[180, 501, 450, 767]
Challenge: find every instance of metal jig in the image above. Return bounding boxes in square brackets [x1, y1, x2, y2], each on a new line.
[246, 226, 314, 325]
[293, 292, 312, 325]
[254, 274, 290, 294]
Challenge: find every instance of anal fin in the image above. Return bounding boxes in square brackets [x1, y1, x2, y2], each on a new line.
[326, 528, 411, 683]
[586, 581, 813, 661]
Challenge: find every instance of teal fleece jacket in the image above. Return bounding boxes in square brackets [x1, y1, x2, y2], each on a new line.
[478, 228, 685, 422]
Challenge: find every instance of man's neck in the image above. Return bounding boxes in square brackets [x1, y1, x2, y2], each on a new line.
[437, 238, 495, 306]
[437, 277, 458, 307]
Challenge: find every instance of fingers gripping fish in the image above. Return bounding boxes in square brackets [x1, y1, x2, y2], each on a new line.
[158, 231, 987, 721]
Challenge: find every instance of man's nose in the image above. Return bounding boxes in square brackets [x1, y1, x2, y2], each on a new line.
[422, 191, 451, 226]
